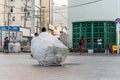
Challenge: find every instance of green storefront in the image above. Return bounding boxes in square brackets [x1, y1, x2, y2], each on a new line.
[72, 21, 116, 52]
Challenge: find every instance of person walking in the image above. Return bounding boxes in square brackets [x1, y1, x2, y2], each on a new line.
[3, 37, 9, 53]
[97, 38, 103, 53]
[34, 32, 39, 37]
[10, 33, 16, 43]
[105, 41, 110, 55]
[79, 36, 85, 54]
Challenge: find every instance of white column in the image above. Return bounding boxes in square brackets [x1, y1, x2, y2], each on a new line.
[31, 0, 35, 34]
[116, 18, 120, 54]
[116, 24, 119, 54]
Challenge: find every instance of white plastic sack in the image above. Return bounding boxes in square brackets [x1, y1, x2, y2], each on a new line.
[31, 32, 68, 66]
[9, 42, 21, 53]
[12, 42, 21, 53]
[9, 43, 14, 52]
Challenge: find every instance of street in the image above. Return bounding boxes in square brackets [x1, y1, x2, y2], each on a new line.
[0, 53, 120, 80]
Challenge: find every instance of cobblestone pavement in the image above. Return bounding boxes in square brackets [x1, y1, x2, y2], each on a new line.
[0, 52, 120, 80]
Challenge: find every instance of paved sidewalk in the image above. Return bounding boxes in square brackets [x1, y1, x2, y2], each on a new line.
[0, 52, 120, 80]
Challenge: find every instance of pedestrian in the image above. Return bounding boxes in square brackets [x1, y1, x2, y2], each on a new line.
[3, 37, 9, 53]
[10, 33, 16, 43]
[41, 27, 46, 32]
[79, 36, 85, 54]
[105, 41, 110, 55]
[34, 32, 39, 37]
[97, 38, 103, 53]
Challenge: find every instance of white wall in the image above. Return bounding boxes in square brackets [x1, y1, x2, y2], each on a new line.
[20, 28, 30, 37]
[0, 1, 5, 26]
[53, 5, 67, 27]
[68, 0, 120, 48]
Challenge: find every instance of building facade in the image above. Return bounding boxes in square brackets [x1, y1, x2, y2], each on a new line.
[0, 0, 34, 33]
[0, 0, 53, 34]
[68, 0, 120, 50]
[35, 0, 53, 33]
[53, 5, 67, 27]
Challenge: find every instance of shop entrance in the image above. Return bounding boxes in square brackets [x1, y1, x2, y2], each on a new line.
[72, 21, 116, 52]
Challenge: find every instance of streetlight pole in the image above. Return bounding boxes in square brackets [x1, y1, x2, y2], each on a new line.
[39, 0, 42, 32]
[35, 5, 45, 33]
[4, 0, 7, 26]
[49, 0, 50, 25]
[8, 12, 11, 40]
[36, 10, 39, 33]
[31, 0, 35, 33]
[8, 0, 11, 40]
[49, 0, 53, 25]
[42, 9, 45, 27]
[24, 0, 28, 28]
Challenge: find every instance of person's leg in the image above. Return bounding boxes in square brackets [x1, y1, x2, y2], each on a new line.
[107, 49, 109, 54]
[80, 45, 84, 54]
[100, 44, 103, 53]
[5, 49, 7, 53]
[105, 49, 106, 54]
[82, 45, 84, 53]
[97, 45, 100, 53]
[105, 49, 109, 55]
[4, 46, 7, 53]
[6, 44, 9, 54]
[80, 46, 82, 55]
[80, 45, 83, 55]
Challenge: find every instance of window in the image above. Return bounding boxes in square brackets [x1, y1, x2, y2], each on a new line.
[21, 15, 31, 21]
[10, 8, 14, 13]
[12, 17, 15, 21]
[27, 16, 31, 21]
[21, 16, 24, 21]
[21, 7, 31, 12]
[10, 0, 15, 2]
[27, 12, 30, 17]
[26, 7, 31, 11]
[21, 0, 30, 2]
[21, 7, 25, 12]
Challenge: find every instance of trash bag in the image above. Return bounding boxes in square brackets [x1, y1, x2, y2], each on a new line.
[31, 32, 68, 66]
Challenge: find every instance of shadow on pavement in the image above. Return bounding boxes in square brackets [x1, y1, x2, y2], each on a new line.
[32, 62, 81, 68]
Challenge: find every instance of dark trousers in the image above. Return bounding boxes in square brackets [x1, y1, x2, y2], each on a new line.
[97, 44, 103, 53]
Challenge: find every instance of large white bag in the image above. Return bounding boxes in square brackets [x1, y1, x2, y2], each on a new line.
[31, 32, 68, 66]
[9, 42, 21, 53]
